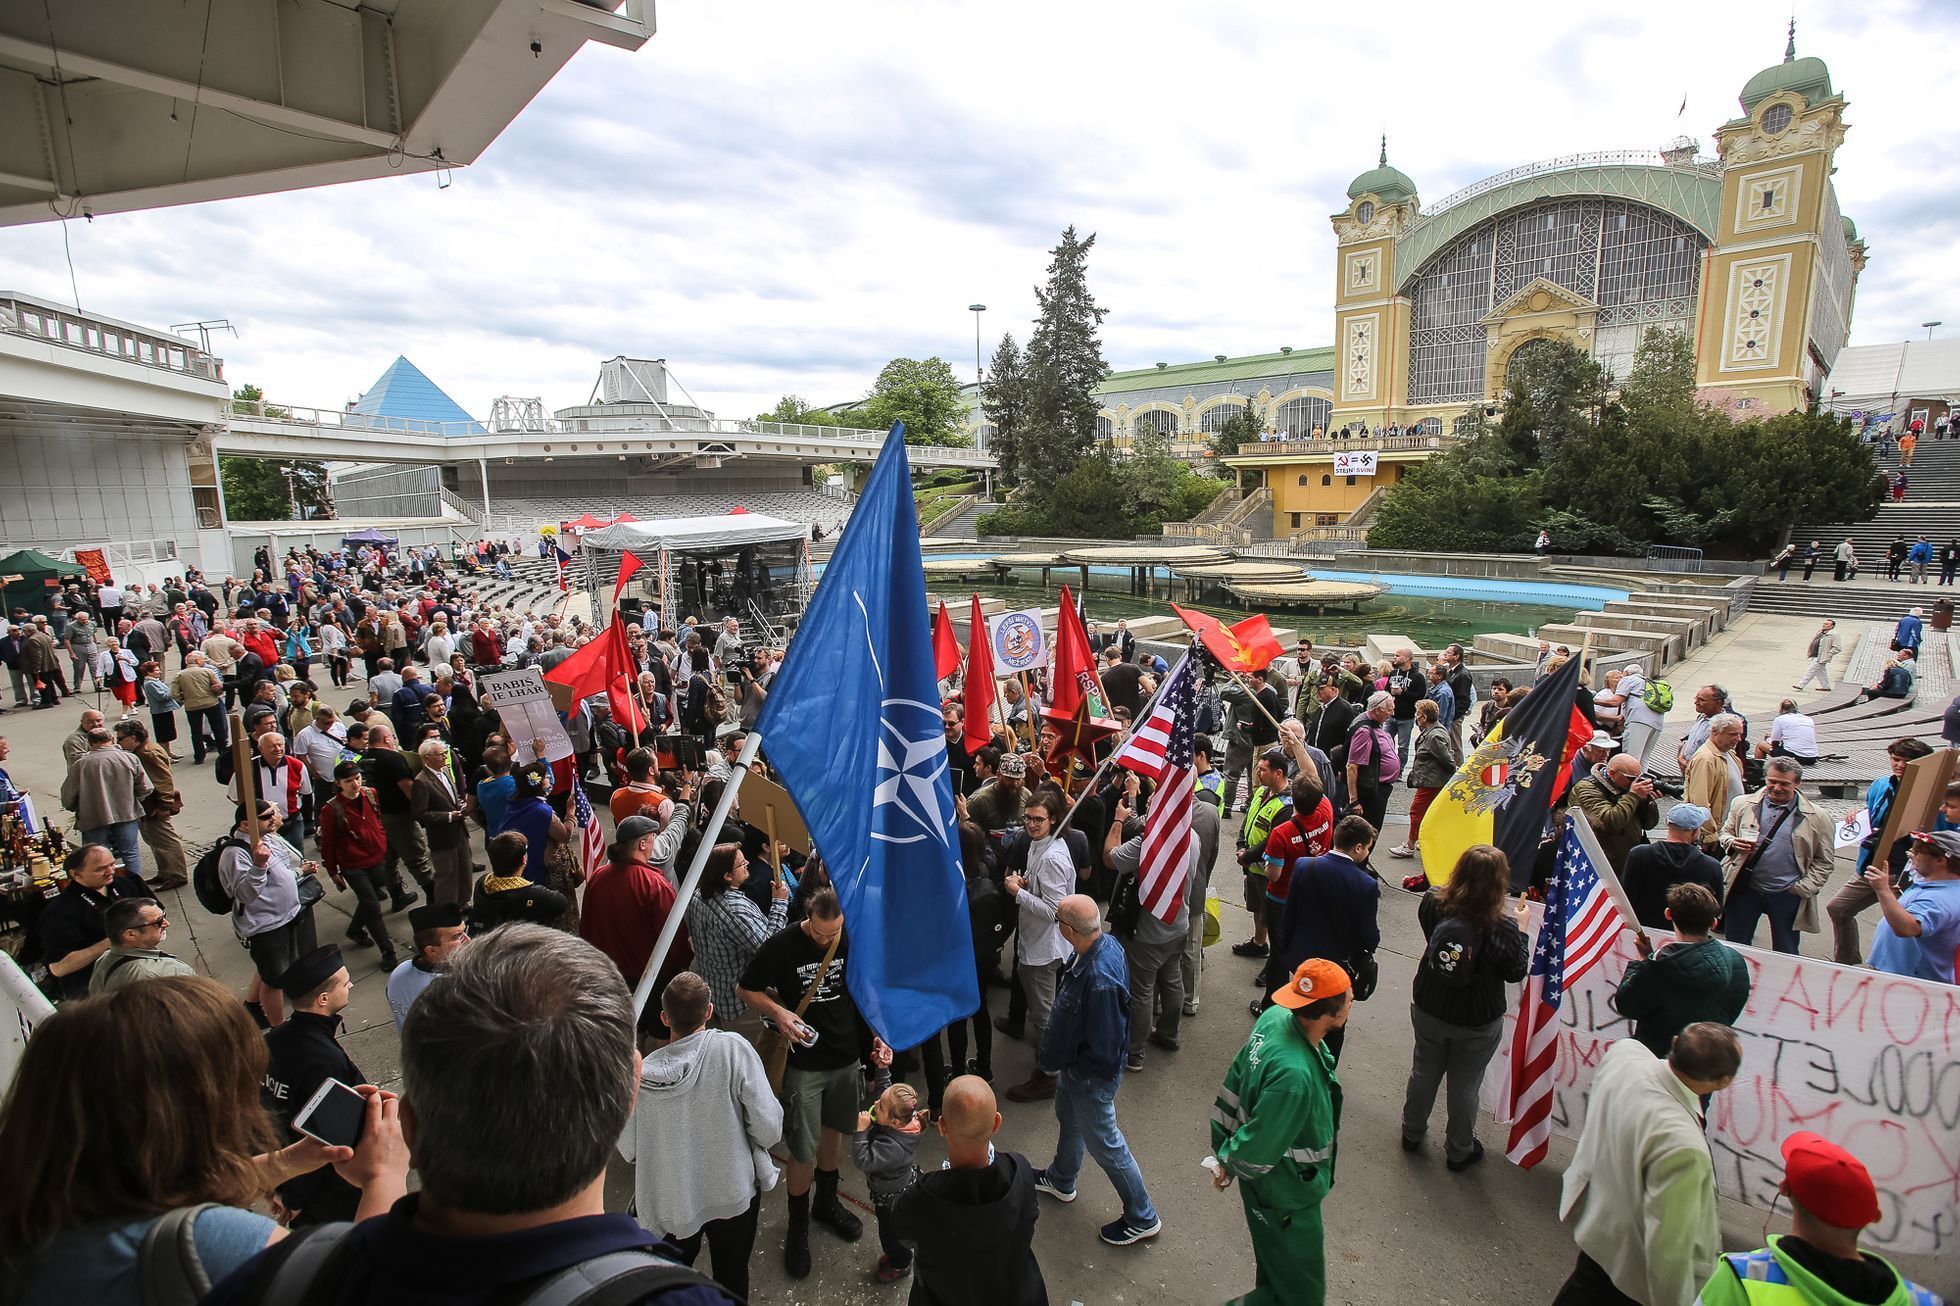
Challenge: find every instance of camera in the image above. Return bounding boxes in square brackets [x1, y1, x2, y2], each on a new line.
[1640, 772, 1686, 799]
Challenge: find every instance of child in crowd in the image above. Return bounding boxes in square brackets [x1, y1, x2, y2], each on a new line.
[853, 1081, 927, 1283]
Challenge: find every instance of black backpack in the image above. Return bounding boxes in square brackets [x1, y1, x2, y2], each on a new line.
[238, 1221, 736, 1306]
[966, 871, 1015, 962]
[136, 1204, 219, 1306]
[191, 837, 247, 915]
[1419, 914, 1483, 991]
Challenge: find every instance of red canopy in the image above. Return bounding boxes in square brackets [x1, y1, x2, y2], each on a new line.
[610, 511, 640, 524]
[563, 512, 611, 530]
[728, 504, 750, 515]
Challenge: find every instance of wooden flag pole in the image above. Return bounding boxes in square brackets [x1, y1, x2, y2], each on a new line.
[229, 711, 260, 841]
[764, 806, 782, 885]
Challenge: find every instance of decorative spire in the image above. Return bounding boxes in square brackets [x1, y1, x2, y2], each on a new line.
[1784, 16, 1796, 61]
[1379, 135, 1388, 167]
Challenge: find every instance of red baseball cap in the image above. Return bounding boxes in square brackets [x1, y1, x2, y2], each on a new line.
[1781, 1132, 1881, 1229]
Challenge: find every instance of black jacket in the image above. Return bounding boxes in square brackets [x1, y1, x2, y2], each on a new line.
[1412, 891, 1530, 1027]
[1620, 839, 1725, 930]
[263, 1012, 364, 1224]
[888, 1150, 1046, 1306]
[1306, 695, 1357, 762]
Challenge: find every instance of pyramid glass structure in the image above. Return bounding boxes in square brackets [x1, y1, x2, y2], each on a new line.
[348, 356, 483, 434]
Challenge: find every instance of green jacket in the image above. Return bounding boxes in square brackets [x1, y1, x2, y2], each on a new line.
[1697, 1237, 1937, 1306]
[1613, 937, 1750, 1058]
[1211, 1003, 1341, 1211]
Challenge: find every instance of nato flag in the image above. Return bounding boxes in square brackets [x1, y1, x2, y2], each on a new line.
[754, 424, 978, 1050]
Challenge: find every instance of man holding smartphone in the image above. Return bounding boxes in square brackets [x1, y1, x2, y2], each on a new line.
[263, 943, 365, 1227]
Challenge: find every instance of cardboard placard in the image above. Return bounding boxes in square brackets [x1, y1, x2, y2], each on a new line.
[1872, 748, 1957, 863]
[739, 770, 811, 859]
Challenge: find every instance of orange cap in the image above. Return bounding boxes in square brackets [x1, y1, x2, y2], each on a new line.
[1272, 958, 1353, 1010]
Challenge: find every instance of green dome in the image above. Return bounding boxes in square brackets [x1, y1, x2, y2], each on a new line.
[1348, 137, 1416, 205]
[1740, 25, 1832, 113]
[1841, 214, 1859, 242]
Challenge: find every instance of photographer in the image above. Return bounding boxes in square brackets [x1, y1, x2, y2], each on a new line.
[1569, 754, 1661, 873]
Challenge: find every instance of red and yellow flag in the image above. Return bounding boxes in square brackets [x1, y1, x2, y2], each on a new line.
[1170, 603, 1284, 673]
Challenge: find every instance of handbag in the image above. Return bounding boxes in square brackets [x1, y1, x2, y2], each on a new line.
[762, 927, 842, 1095]
[1346, 952, 1379, 1001]
[295, 872, 326, 909]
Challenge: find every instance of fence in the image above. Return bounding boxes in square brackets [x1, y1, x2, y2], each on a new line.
[1646, 544, 1704, 571]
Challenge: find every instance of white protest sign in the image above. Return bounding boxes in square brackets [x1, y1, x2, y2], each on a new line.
[1835, 806, 1873, 849]
[477, 667, 574, 765]
[1332, 450, 1378, 476]
[1482, 922, 1960, 1254]
[989, 608, 1049, 674]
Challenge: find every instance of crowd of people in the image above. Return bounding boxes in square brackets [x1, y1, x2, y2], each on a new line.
[0, 547, 1952, 1306]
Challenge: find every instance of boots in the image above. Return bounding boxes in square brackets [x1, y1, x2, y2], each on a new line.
[784, 1192, 812, 1279]
[377, 944, 401, 972]
[810, 1168, 863, 1241]
[1006, 1071, 1057, 1103]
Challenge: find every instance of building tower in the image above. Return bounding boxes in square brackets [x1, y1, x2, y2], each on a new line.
[1694, 22, 1864, 411]
[1329, 139, 1420, 432]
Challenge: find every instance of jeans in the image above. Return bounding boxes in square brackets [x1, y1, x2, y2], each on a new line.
[1122, 929, 1184, 1054]
[1390, 716, 1414, 764]
[1723, 880, 1803, 954]
[1048, 1068, 1156, 1225]
[666, 1193, 759, 1302]
[1019, 957, 1061, 1058]
[186, 704, 227, 763]
[82, 819, 143, 880]
[1401, 1005, 1504, 1163]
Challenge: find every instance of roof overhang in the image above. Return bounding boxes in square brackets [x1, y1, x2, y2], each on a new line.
[0, 0, 651, 226]
[581, 513, 809, 552]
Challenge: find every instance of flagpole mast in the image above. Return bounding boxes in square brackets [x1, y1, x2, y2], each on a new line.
[632, 730, 765, 1021]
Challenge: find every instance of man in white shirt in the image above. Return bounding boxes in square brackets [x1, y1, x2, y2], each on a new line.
[292, 705, 349, 789]
[1002, 792, 1075, 1105]
[1757, 698, 1819, 767]
[1555, 1023, 1740, 1306]
[1608, 661, 1668, 769]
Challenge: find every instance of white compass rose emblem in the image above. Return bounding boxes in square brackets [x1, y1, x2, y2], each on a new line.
[871, 696, 952, 847]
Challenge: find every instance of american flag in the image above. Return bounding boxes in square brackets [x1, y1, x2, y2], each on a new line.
[1111, 648, 1197, 925]
[1503, 816, 1630, 1168]
[573, 781, 606, 877]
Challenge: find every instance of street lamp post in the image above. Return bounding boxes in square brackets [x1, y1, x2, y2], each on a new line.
[968, 303, 987, 391]
[1925, 320, 1943, 340]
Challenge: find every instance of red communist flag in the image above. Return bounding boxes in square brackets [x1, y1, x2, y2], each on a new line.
[1049, 585, 1101, 720]
[932, 600, 960, 682]
[962, 594, 997, 755]
[613, 551, 644, 607]
[1170, 603, 1284, 674]
[545, 619, 643, 737]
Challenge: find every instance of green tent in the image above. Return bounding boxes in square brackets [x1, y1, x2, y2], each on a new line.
[0, 549, 84, 620]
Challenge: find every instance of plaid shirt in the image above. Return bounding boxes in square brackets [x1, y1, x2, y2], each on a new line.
[686, 888, 789, 1018]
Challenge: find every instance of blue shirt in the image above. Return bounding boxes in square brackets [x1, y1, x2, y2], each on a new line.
[12, 1208, 275, 1306]
[1868, 878, 1960, 984]
[1424, 681, 1456, 730]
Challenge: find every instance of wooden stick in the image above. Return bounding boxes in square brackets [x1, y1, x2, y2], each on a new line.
[228, 710, 260, 841]
[764, 806, 781, 884]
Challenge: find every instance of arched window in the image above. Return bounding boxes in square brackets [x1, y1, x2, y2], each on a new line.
[1274, 396, 1332, 438]
[1200, 402, 1247, 433]
[1297, 474, 1309, 487]
[1320, 474, 1332, 487]
[1345, 475, 1357, 486]
[1095, 415, 1115, 441]
[1132, 409, 1179, 438]
[1413, 417, 1443, 436]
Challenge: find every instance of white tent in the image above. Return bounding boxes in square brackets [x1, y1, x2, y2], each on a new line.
[1827, 339, 1960, 415]
[580, 513, 809, 552]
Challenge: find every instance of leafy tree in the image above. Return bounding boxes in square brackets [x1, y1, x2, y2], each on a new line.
[1018, 226, 1110, 498]
[977, 447, 1218, 539]
[757, 395, 840, 426]
[1210, 403, 1262, 460]
[220, 456, 331, 521]
[980, 332, 1031, 483]
[863, 357, 970, 446]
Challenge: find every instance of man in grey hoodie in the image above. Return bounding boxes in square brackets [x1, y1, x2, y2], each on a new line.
[617, 971, 782, 1302]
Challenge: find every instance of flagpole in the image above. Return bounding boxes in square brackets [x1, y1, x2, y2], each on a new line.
[1053, 646, 1190, 840]
[632, 730, 765, 1021]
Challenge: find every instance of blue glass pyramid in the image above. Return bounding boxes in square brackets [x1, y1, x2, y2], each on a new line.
[348, 356, 483, 434]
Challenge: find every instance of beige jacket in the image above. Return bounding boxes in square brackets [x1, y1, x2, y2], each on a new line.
[1718, 789, 1836, 933]
[172, 664, 223, 711]
[59, 747, 153, 828]
[1681, 743, 1739, 845]
[1559, 1039, 1720, 1306]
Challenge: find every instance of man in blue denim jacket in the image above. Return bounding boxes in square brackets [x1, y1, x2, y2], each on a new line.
[1029, 893, 1163, 1247]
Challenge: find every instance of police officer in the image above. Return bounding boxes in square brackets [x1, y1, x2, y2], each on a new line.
[262, 944, 363, 1226]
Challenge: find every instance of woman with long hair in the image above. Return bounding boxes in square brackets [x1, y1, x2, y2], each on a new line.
[684, 841, 789, 1051]
[0, 976, 406, 1303]
[1399, 844, 1531, 1171]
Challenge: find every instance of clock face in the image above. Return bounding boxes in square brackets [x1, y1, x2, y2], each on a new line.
[1355, 200, 1375, 224]
[1761, 102, 1793, 135]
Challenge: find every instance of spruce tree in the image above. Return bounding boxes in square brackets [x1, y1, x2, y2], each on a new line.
[1020, 226, 1109, 500]
[980, 332, 1030, 484]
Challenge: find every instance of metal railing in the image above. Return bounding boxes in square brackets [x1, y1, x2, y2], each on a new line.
[1647, 544, 1705, 572]
[919, 494, 978, 536]
[1410, 150, 1722, 227]
[1229, 432, 1456, 458]
[1, 293, 223, 382]
[439, 486, 484, 524]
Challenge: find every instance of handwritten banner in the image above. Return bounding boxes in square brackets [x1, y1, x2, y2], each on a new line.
[1481, 927, 1960, 1254]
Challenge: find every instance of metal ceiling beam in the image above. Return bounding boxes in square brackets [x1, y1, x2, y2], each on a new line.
[0, 33, 399, 152]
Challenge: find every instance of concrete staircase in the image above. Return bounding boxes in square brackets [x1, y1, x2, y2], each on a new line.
[1791, 436, 1960, 559]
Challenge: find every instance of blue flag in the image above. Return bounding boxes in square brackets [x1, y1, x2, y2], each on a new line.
[755, 423, 977, 1050]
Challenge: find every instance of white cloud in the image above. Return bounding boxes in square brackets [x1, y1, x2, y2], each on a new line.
[0, 0, 1952, 421]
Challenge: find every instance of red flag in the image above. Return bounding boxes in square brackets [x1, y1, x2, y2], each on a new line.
[962, 594, 997, 754]
[613, 551, 644, 608]
[1547, 705, 1596, 804]
[1049, 585, 1100, 720]
[1170, 603, 1283, 673]
[932, 600, 960, 681]
[545, 620, 641, 736]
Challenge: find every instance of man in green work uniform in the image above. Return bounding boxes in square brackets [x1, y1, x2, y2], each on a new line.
[1210, 957, 1350, 1306]
[1228, 750, 1292, 961]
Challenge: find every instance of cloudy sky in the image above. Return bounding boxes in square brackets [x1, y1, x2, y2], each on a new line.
[1, 0, 1953, 422]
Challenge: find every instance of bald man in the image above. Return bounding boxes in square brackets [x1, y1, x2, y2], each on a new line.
[1029, 894, 1162, 1246]
[889, 1076, 1043, 1305]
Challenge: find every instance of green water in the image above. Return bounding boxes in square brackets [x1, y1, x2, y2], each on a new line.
[960, 581, 1581, 650]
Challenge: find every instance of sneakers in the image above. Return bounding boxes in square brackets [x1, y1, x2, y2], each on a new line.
[1124, 1052, 1145, 1072]
[1230, 939, 1269, 958]
[875, 1254, 911, 1283]
[1182, 999, 1199, 1017]
[1447, 1139, 1486, 1172]
[1387, 844, 1416, 859]
[1032, 1169, 1077, 1203]
[1099, 1216, 1162, 1246]
[1005, 1071, 1057, 1103]
[1148, 1030, 1180, 1053]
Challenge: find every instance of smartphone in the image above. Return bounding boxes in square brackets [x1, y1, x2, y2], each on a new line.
[291, 1077, 366, 1150]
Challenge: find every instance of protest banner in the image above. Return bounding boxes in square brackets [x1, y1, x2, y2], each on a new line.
[477, 667, 574, 765]
[735, 770, 811, 881]
[1332, 450, 1378, 476]
[72, 548, 111, 583]
[989, 608, 1048, 674]
[1484, 917, 1960, 1254]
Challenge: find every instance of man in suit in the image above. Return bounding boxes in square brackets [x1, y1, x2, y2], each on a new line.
[410, 737, 472, 905]
[1304, 680, 1358, 811]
